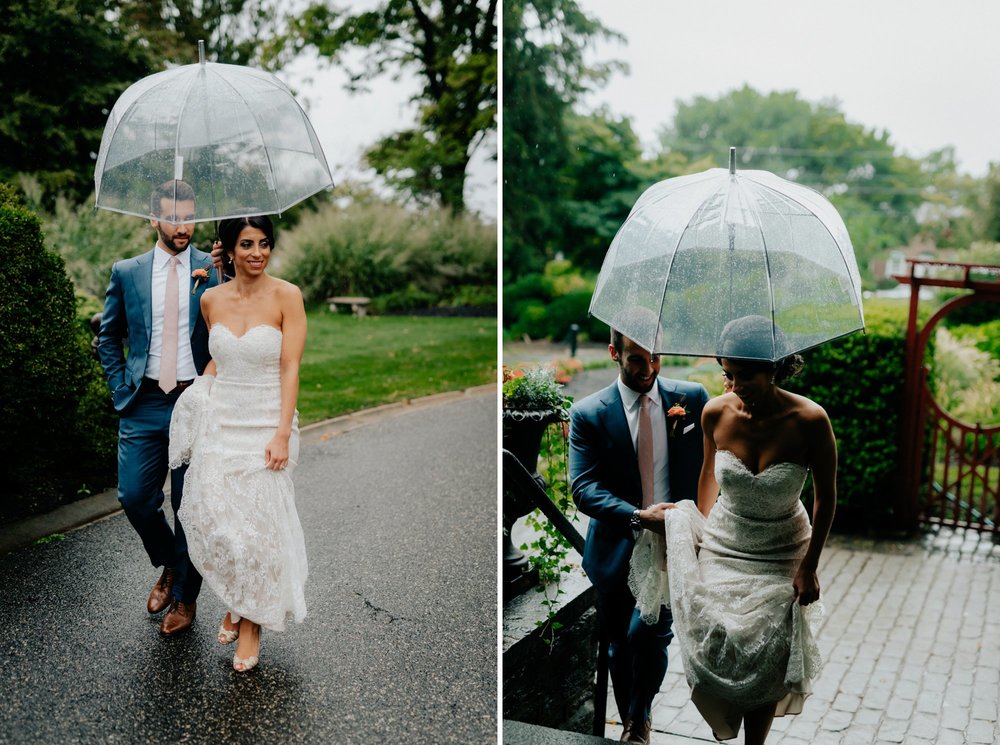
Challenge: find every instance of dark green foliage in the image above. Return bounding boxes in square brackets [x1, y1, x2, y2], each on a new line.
[502, 0, 620, 279]
[115, 0, 291, 68]
[0, 184, 116, 523]
[503, 267, 607, 341]
[784, 299, 924, 533]
[0, 0, 154, 204]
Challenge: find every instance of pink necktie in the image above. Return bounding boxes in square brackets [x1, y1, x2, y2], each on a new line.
[638, 394, 654, 508]
[159, 256, 179, 394]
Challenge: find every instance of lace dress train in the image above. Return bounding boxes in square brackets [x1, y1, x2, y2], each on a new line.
[171, 324, 307, 632]
[629, 450, 823, 740]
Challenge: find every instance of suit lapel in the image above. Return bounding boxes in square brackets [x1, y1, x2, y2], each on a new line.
[188, 249, 210, 331]
[599, 382, 633, 457]
[134, 250, 154, 335]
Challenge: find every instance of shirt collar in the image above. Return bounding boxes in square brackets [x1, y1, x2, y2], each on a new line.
[617, 376, 661, 411]
[154, 244, 191, 270]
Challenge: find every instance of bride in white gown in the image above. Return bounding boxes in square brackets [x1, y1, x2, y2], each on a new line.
[630, 319, 837, 745]
[170, 215, 308, 672]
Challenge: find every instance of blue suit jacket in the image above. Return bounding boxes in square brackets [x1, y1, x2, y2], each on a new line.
[569, 376, 709, 591]
[98, 247, 216, 413]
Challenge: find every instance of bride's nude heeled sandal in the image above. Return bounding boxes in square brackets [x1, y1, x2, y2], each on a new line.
[217, 613, 239, 644]
[233, 620, 260, 672]
[233, 653, 259, 672]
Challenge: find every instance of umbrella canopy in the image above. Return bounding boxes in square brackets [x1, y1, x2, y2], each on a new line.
[94, 42, 333, 223]
[589, 148, 864, 362]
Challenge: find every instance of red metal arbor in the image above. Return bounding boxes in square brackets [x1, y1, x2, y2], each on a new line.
[896, 260, 1000, 535]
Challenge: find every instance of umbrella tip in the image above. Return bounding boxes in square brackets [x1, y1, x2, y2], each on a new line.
[729, 146, 736, 175]
[198, 39, 206, 65]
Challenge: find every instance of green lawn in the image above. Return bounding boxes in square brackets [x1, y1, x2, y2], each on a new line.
[298, 310, 497, 424]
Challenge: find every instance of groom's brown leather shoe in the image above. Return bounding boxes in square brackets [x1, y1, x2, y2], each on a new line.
[147, 568, 176, 614]
[618, 718, 631, 742]
[622, 717, 651, 744]
[160, 600, 196, 636]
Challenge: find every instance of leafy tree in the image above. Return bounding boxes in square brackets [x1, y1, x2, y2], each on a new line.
[502, 0, 619, 279]
[656, 85, 960, 275]
[0, 0, 154, 203]
[114, 0, 291, 67]
[558, 110, 644, 268]
[558, 109, 710, 272]
[290, 0, 498, 213]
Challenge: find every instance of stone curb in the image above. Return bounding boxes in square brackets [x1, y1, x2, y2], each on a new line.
[0, 384, 497, 557]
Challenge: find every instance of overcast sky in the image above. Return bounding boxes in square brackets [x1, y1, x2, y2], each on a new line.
[575, 0, 999, 177]
[282, 47, 497, 220]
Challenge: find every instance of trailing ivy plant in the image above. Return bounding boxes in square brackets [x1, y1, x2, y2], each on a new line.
[520, 417, 579, 648]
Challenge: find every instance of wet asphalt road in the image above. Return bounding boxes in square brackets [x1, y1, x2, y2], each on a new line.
[0, 392, 497, 744]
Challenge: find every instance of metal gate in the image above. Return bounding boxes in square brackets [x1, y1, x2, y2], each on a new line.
[896, 260, 1000, 535]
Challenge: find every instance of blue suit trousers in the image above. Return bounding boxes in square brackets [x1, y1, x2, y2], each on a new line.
[596, 581, 674, 726]
[117, 387, 202, 604]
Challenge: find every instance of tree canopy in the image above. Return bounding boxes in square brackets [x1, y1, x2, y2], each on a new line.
[292, 0, 497, 213]
[114, 0, 290, 67]
[502, 0, 620, 277]
[0, 0, 153, 202]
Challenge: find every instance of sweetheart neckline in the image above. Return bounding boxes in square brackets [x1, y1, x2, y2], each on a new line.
[716, 449, 807, 477]
[212, 323, 282, 340]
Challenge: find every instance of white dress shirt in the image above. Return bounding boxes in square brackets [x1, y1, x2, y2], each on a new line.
[146, 244, 197, 382]
[617, 377, 671, 504]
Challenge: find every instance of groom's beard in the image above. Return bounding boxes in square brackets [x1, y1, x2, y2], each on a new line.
[157, 225, 192, 253]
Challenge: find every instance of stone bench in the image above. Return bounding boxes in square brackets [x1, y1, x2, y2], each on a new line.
[325, 296, 372, 317]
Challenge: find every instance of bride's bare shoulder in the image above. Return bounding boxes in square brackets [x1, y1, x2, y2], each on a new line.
[786, 390, 830, 423]
[270, 276, 303, 298]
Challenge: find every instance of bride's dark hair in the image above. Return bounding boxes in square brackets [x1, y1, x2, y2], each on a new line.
[217, 215, 276, 274]
[716, 315, 804, 383]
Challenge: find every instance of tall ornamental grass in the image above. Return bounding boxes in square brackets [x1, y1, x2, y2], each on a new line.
[19, 177, 149, 299]
[277, 200, 497, 312]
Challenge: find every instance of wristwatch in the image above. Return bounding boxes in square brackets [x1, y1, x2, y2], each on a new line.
[630, 508, 642, 532]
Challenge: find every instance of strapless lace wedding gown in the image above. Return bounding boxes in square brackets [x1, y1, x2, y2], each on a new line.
[171, 324, 307, 631]
[629, 450, 823, 741]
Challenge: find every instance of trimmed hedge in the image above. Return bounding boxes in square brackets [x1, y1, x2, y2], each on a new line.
[0, 184, 116, 523]
[785, 298, 929, 534]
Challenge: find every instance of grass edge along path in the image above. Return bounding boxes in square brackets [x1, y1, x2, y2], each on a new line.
[297, 310, 497, 425]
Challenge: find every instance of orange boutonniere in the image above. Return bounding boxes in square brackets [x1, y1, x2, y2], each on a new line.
[667, 399, 689, 438]
[191, 267, 210, 294]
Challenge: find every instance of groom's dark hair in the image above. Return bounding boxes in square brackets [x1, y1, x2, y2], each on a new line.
[150, 179, 195, 216]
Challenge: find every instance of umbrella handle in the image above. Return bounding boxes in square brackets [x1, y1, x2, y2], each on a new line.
[213, 219, 226, 284]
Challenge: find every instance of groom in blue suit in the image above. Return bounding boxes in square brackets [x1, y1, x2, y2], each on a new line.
[98, 179, 216, 636]
[570, 327, 709, 744]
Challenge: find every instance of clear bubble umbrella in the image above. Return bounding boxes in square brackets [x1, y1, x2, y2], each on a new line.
[589, 148, 865, 362]
[94, 41, 333, 224]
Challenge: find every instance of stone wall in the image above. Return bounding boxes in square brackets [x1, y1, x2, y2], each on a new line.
[503, 567, 600, 733]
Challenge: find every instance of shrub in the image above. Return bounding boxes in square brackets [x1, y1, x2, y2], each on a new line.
[785, 298, 928, 534]
[504, 263, 608, 342]
[0, 184, 116, 522]
[278, 200, 495, 310]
